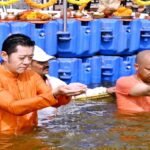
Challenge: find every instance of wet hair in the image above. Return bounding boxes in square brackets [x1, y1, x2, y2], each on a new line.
[2, 33, 35, 55]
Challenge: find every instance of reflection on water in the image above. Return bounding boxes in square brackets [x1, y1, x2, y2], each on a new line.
[0, 99, 150, 150]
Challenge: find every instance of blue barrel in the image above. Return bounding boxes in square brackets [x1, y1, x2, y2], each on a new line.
[57, 19, 95, 57]
[57, 58, 82, 84]
[77, 21, 90, 57]
[79, 58, 92, 85]
[87, 19, 101, 56]
[114, 20, 140, 55]
[117, 20, 130, 55]
[99, 19, 138, 55]
[31, 23, 45, 50]
[99, 19, 122, 55]
[90, 56, 101, 85]
[57, 19, 82, 57]
[0, 22, 10, 61]
[77, 20, 101, 57]
[48, 59, 59, 77]
[31, 21, 58, 56]
[138, 19, 150, 51]
[128, 19, 141, 54]
[79, 56, 101, 86]
[119, 55, 136, 77]
[9, 22, 34, 37]
[101, 56, 121, 85]
[45, 21, 58, 56]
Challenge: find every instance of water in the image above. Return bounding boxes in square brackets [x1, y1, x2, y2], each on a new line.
[0, 99, 150, 150]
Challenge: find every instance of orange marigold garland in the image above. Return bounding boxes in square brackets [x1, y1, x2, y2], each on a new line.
[24, 0, 57, 9]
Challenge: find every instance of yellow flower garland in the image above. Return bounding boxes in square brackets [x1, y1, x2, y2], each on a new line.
[24, 0, 57, 9]
[67, 0, 91, 6]
[0, 0, 19, 6]
[134, 0, 150, 6]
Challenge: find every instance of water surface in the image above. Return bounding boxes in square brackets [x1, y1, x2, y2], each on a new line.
[0, 99, 149, 150]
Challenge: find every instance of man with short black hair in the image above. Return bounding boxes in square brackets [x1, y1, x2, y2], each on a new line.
[0, 34, 87, 134]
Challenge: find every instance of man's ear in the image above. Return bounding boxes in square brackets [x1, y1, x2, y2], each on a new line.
[0, 51, 8, 62]
[134, 63, 139, 71]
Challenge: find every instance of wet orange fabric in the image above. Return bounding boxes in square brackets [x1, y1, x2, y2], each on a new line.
[116, 75, 150, 112]
[0, 65, 58, 134]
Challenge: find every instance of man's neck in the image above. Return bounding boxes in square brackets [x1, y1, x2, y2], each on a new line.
[42, 75, 47, 81]
[2, 63, 19, 77]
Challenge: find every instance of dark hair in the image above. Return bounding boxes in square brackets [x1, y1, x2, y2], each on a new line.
[2, 33, 35, 55]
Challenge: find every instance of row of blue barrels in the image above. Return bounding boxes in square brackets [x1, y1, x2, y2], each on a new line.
[48, 55, 136, 86]
[0, 19, 150, 57]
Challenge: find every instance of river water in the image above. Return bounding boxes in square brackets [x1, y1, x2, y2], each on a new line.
[0, 99, 149, 150]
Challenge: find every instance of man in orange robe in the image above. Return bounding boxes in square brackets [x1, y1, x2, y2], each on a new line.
[0, 34, 86, 134]
[116, 50, 150, 113]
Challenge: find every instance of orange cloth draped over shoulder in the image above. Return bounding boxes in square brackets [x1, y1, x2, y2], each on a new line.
[116, 75, 150, 113]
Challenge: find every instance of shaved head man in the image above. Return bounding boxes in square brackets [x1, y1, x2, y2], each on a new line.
[116, 50, 150, 113]
[135, 50, 150, 83]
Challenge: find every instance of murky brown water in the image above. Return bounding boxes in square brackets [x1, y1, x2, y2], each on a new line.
[0, 99, 150, 150]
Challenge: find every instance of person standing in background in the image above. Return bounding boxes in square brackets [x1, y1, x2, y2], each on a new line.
[31, 45, 67, 89]
[31, 45, 88, 120]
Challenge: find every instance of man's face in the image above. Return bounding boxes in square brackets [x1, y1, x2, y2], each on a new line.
[4, 45, 34, 74]
[31, 60, 49, 76]
[136, 58, 150, 83]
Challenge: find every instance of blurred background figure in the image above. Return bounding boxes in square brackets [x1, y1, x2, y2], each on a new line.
[31, 46, 87, 124]
[31, 45, 66, 89]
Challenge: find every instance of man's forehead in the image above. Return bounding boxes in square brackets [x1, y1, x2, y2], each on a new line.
[137, 51, 150, 63]
[14, 45, 33, 53]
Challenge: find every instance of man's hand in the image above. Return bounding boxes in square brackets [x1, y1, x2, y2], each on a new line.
[107, 86, 116, 95]
[53, 83, 87, 97]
